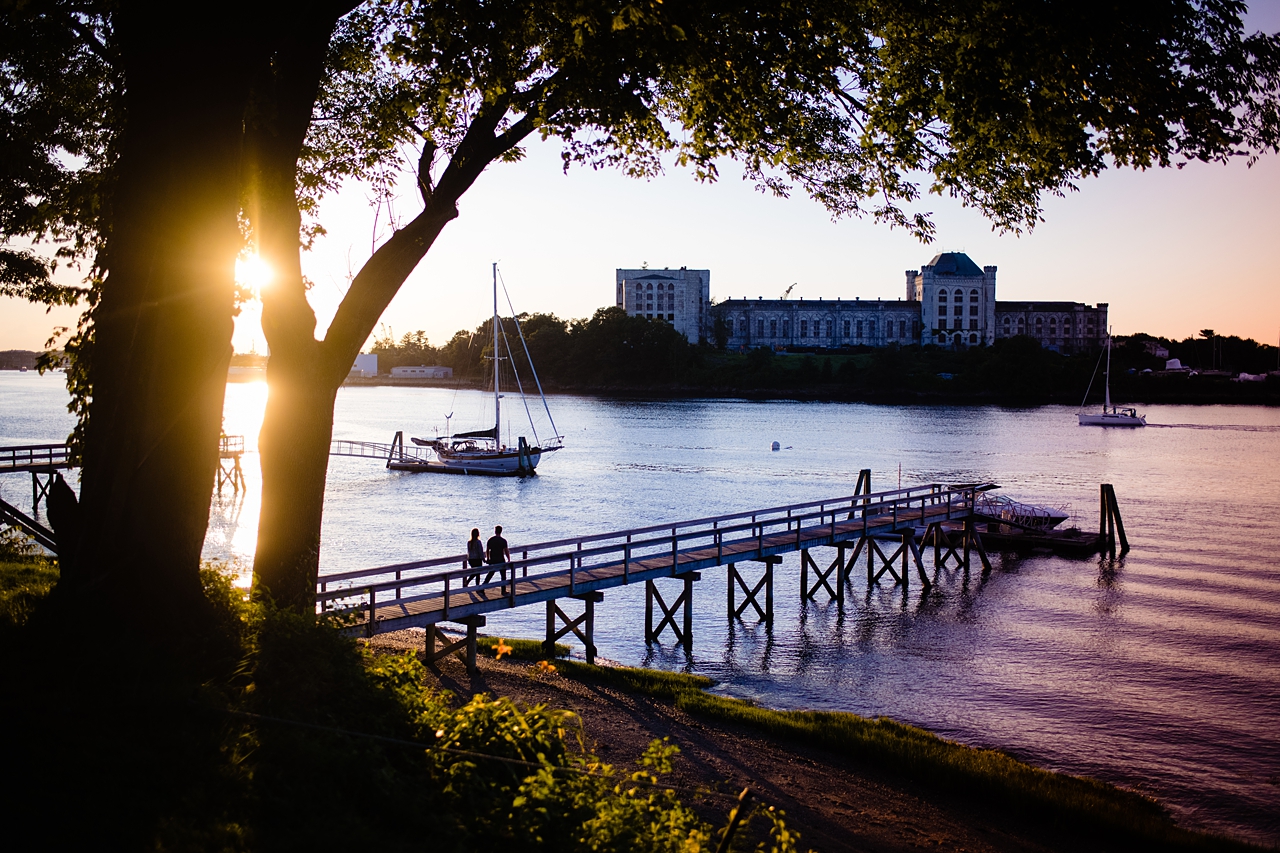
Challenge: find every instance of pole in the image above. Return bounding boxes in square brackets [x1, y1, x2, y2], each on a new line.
[493, 263, 501, 444]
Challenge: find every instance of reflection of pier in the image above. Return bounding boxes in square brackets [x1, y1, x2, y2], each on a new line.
[316, 474, 1014, 671]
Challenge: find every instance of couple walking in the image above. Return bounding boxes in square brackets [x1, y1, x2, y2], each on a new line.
[463, 525, 510, 585]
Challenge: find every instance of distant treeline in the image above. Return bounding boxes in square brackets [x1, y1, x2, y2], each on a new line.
[0, 350, 38, 370]
[368, 311, 1280, 403]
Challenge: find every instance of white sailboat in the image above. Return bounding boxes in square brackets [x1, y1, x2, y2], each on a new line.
[410, 264, 564, 475]
[1078, 334, 1145, 427]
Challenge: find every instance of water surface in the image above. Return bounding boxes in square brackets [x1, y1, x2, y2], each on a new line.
[2, 371, 1277, 844]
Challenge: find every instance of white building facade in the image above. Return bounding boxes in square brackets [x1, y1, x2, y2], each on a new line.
[714, 252, 1108, 355]
[616, 267, 711, 344]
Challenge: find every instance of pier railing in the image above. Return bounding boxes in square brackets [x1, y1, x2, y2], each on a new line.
[315, 483, 977, 620]
[0, 443, 73, 473]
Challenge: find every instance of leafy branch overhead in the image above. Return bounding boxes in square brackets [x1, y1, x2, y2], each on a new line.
[300, 0, 1280, 243]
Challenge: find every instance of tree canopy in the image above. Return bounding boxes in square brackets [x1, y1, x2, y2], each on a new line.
[3, 0, 1279, 617]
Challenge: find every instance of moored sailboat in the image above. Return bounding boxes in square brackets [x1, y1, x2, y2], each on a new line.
[410, 264, 563, 475]
[1079, 333, 1145, 427]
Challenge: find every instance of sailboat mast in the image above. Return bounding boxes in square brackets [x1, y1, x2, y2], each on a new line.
[493, 263, 500, 444]
[1104, 331, 1112, 412]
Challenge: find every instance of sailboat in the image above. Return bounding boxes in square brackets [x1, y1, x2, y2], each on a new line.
[1078, 334, 1145, 427]
[410, 264, 564, 475]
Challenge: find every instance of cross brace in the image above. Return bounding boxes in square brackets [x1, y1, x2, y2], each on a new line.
[728, 558, 776, 624]
[800, 547, 848, 603]
[425, 616, 486, 674]
[545, 592, 603, 664]
[646, 573, 700, 646]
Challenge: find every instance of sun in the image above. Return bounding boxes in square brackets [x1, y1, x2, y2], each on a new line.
[235, 253, 273, 293]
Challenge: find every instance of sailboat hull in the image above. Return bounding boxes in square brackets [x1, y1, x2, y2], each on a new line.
[1078, 412, 1146, 427]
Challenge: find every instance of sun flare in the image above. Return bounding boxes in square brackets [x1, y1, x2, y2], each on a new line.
[235, 253, 273, 293]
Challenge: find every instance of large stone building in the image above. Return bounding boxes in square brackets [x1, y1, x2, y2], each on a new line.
[616, 267, 710, 344]
[713, 252, 1108, 354]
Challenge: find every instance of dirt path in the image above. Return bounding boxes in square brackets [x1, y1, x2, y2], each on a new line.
[368, 630, 1115, 853]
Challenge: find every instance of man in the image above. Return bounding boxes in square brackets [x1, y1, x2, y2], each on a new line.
[485, 525, 510, 583]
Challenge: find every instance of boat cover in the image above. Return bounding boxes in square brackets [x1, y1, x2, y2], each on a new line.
[453, 426, 498, 440]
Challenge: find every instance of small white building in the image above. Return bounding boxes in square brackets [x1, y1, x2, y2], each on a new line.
[615, 266, 711, 344]
[390, 365, 453, 379]
[348, 353, 378, 378]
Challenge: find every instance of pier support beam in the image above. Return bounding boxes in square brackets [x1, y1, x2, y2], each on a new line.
[866, 535, 913, 586]
[646, 572, 700, 646]
[30, 470, 54, 514]
[545, 592, 603, 664]
[728, 559, 777, 624]
[1099, 484, 1128, 555]
[800, 547, 847, 604]
[924, 522, 963, 570]
[425, 616, 486, 674]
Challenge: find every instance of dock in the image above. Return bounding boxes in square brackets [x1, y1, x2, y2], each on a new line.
[316, 474, 1129, 671]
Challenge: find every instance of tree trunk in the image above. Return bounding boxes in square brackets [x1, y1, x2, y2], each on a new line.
[71, 15, 259, 627]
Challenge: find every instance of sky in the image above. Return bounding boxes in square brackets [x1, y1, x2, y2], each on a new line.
[3, 3, 1279, 354]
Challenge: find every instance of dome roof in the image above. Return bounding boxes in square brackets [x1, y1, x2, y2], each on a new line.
[925, 252, 984, 277]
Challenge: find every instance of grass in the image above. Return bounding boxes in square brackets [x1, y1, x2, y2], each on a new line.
[475, 635, 569, 660]
[0, 556, 58, 629]
[555, 660, 1262, 852]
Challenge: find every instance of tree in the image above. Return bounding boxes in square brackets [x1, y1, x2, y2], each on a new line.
[4, 1, 1280, 623]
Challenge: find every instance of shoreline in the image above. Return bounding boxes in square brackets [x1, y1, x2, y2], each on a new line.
[369, 630, 1266, 852]
[335, 374, 1279, 407]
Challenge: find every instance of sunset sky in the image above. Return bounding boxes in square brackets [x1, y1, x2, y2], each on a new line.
[3, 2, 1278, 355]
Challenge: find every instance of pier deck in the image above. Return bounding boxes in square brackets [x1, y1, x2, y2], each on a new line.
[316, 482, 985, 645]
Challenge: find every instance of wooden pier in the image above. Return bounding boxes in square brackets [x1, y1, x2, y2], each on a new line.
[316, 475, 1130, 671]
[315, 477, 1003, 670]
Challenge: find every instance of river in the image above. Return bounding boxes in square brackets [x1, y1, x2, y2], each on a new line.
[2, 370, 1277, 845]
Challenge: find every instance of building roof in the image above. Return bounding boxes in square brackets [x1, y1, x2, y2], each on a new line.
[925, 252, 984, 277]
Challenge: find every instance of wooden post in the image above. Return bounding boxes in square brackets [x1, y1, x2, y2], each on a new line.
[466, 620, 479, 673]
[545, 599, 556, 656]
[683, 573, 695, 647]
[963, 518, 972, 571]
[801, 549, 810, 599]
[645, 580, 655, 643]
[727, 562, 735, 617]
[584, 596, 597, 665]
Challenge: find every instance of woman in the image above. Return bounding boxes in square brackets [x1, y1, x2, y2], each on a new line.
[463, 528, 485, 585]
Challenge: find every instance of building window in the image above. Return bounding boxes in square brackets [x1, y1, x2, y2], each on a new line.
[826, 320, 833, 337]
[913, 320, 920, 337]
[887, 320, 895, 339]
[970, 333, 978, 344]
[938, 291, 947, 302]
[869, 319, 876, 336]
[856, 321, 863, 338]
[758, 319, 765, 337]
[970, 289, 979, 302]
[970, 319, 978, 330]
[939, 305, 948, 316]
[782, 320, 790, 337]
[738, 319, 747, 335]
[899, 320, 906, 338]
[668, 313, 674, 321]
[800, 319, 808, 337]
[646, 283, 653, 291]
[953, 319, 962, 330]
[646, 313, 653, 319]
[770, 319, 777, 337]
[843, 320, 850, 337]
[954, 289, 963, 299]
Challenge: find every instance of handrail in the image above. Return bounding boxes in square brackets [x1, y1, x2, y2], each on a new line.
[314, 485, 978, 609]
[0, 443, 73, 470]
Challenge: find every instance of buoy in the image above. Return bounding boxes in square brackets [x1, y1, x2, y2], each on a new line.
[771, 441, 780, 451]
